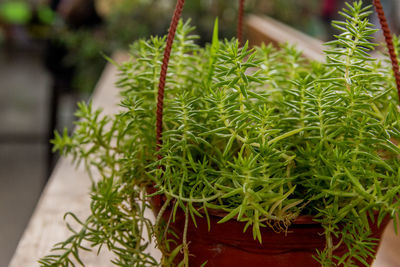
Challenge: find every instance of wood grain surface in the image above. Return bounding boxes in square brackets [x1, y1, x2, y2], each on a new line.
[246, 15, 325, 62]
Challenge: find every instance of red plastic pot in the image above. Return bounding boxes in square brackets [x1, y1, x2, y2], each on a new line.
[152, 196, 390, 267]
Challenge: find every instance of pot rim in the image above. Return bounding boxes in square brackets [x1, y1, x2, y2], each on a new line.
[204, 207, 319, 225]
[148, 187, 320, 225]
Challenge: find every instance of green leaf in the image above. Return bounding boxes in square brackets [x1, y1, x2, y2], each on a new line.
[218, 206, 240, 224]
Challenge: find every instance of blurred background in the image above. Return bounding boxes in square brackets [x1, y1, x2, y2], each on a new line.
[0, 0, 399, 266]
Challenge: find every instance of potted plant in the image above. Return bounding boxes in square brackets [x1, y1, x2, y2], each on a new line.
[40, 1, 400, 266]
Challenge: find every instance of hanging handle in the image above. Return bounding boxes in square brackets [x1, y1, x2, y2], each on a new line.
[373, 0, 400, 102]
[237, 0, 245, 46]
[155, 0, 246, 159]
[155, 0, 185, 160]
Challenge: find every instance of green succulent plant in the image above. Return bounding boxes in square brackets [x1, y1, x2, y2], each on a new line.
[40, 1, 400, 266]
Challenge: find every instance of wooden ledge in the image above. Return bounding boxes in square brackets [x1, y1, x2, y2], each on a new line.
[246, 14, 325, 62]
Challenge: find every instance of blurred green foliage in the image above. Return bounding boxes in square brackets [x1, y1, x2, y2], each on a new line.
[0, 2, 31, 24]
[37, 6, 55, 25]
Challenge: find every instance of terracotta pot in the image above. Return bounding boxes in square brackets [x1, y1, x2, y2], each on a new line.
[151, 196, 390, 267]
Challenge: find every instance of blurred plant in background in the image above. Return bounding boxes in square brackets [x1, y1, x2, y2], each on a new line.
[0, 1, 55, 42]
[52, 0, 170, 94]
[0, 2, 32, 25]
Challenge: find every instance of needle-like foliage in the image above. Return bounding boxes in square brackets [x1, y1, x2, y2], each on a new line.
[41, 2, 400, 266]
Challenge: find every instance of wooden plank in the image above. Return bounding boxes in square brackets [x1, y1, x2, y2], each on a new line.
[245, 14, 383, 61]
[9, 52, 161, 267]
[374, 219, 400, 267]
[246, 14, 325, 62]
